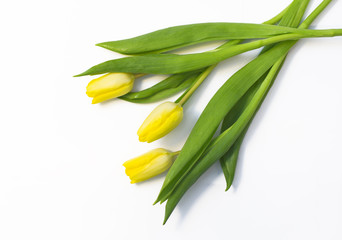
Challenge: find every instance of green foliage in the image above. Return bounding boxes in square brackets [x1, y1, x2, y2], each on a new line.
[120, 72, 200, 103]
[96, 23, 317, 55]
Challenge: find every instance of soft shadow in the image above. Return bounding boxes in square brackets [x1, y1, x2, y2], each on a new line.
[230, 133, 248, 191]
[98, 97, 121, 106]
[307, 0, 337, 27]
[134, 171, 168, 186]
[175, 162, 223, 225]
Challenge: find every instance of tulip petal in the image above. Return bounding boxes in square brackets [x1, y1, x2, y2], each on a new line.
[142, 108, 183, 143]
[86, 73, 135, 103]
[123, 148, 174, 184]
[91, 85, 132, 104]
[137, 102, 183, 142]
[123, 148, 167, 168]
[129, 155, 173, 183]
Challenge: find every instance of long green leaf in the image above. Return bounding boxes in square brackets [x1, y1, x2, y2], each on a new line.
[219, 78, 265, 190]
[219, 0, 310, 191]
[163, 57, 286, 224]
[96, 23, 319, 55]
[75, 28, 341, 76]
[155, 42, 294, 204]
[163, 0, 333, 223]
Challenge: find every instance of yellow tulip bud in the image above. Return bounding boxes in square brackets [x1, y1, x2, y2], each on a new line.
[86, 73, 134, 104]
[137, 101, 183, 143]
[123, 148, 176, 184]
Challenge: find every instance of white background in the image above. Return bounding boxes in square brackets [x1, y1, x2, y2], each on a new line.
[1, 0, 341, 239]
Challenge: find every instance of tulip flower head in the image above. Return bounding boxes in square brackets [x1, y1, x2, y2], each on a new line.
[123, 148, 176, 184]
[86, 72, 134, 104]
[137, 101, 183, 143]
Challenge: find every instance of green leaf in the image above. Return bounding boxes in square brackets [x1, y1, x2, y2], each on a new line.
[119, 72, 199, 103]
[75, 28, 341, 76]
[162, 0, 333, 223]
[163, 56, 286, 224]
[96, 23, 318, 55]
[219, 78, 264, 190]
[155, 42, 294, 204]
[219, 0, 310, 191]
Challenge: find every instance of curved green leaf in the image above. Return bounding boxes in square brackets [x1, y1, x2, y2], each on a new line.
[219, 0, 310, 191]
[75, 28, 340, 76]
[96, 23, 317, 55]
[155, 42, 293, 204]
[162, 0, 332, 223]
[163, 56, 286, 224]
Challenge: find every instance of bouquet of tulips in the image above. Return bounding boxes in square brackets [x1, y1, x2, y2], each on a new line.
[75, 0, 341, 224]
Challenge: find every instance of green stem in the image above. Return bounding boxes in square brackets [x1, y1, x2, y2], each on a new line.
[300, 0, 332, 29]
[216, 29, 341, 62]
[177, 64, 217, 106]
[302, 28, 342, 36]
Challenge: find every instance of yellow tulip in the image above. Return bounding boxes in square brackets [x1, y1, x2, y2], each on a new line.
[137, 101, 183, 143]
[86, 72, 134, 104]
[123, 148, 176, 184]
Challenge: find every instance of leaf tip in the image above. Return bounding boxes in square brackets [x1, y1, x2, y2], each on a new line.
[95, 42, 106, 48]
[73, 73, 84, 77]
[96, 41, 117, 52]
